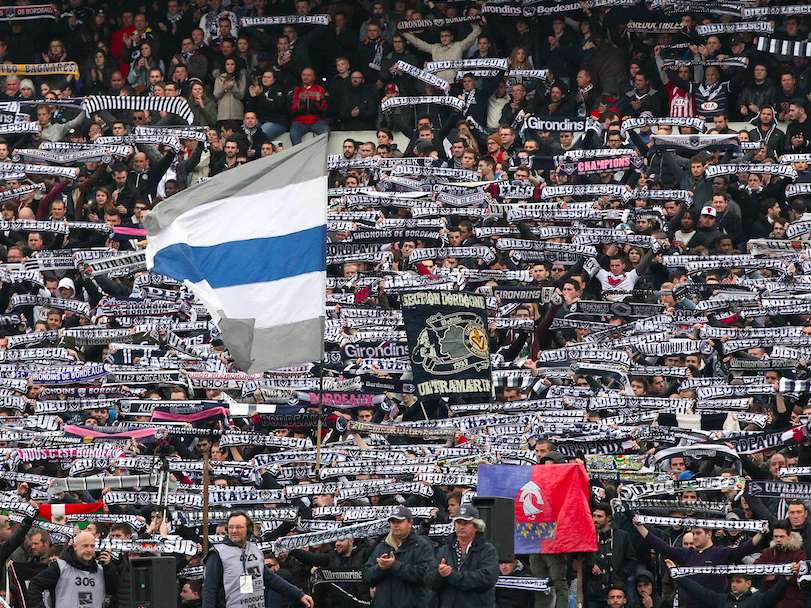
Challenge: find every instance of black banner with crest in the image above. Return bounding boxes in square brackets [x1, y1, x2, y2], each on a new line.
[402, 291, 492, 399]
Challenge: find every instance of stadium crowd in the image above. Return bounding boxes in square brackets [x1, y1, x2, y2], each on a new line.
[0, 1, 811, 608]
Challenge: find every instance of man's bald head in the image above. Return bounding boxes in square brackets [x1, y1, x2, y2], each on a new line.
[132, 152, 148, 171]
[73, 531, 97, 563]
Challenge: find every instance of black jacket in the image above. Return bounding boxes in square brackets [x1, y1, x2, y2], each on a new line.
[429, 533, 500, 608]
[245, 84, 290, 126]
[0, 516, 31, 587]
[27, 547, 118, 608]
[584, 528, 637, 599]
[202, 540, 304, 608]
[237, 126, 267, 161]
[676, 576, 788, 608]
[338, 83, 379, 130]
[494, 562, 534, 608]
[289, 543, 372, 607]
[123, 150, 177, 210]
[363, 530, 435, 608]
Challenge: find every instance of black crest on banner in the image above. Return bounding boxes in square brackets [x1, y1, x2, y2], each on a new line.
[402, 291, 492, 399]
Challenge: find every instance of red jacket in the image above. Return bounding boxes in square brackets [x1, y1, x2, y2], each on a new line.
[111, 25, 136, 75]
[290, 84, 328, 125]
[754, 535, 806, 608]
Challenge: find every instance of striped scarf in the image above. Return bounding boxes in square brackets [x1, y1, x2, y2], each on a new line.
[82, 96, 194, 125]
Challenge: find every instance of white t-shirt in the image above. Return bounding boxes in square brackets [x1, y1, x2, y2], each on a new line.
[596, 268, 639, 301]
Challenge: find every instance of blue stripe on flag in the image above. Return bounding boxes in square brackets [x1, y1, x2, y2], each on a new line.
[151, 225, 326, 289]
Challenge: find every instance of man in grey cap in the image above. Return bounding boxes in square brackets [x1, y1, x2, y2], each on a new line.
[430, 504, 499, 608]
[362, 505, 435, 608]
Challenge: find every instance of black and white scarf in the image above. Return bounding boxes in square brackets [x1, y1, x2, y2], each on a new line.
[0, 162, 78, 179]
[661, 57, 749, 70]
[409, 246, 496, 266]
[787, 183, 811, 199]
[670, 564, 793, 578]
[425, 58, 509, 73]
[381, 96, 465, 113]
[273, 519, 389, 551]
[96, 538, 199, 556]
[134, 126, 209, 146]
[396, 16, 480, 32]
[746, 480, 811, 500]
[696, 22, 774, 35]
[619, 476, 745, 500]
[82, 96, 194, 125]
[743, 5, 811, 17]
[0, 5, 59, 20]
[755, 36, 811, 57]
[620, 116, 706, 135]
[96, 135, 182, 153]
[394, 61, 449, 93]
[626, 21, 685, 33]
[0, 122, 39, 135]
[635, 515, 767, 532]
[239, 15, 330, 27]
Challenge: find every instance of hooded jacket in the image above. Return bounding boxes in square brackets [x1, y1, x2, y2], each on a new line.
[202, 539, 304, 608]
[495, 560, 534, 608]
[676, 576, 788, 608]
[754, 532, 806, 608]
[27, 546, 117, 608]
[363, 528, 435, 608]
[290, 542, 372, 607]
[429, 531, 500, 608]
[643, 531, 758, 608]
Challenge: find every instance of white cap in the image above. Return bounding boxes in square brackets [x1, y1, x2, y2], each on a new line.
[58, 277, 75, 292]
[700, 206, 717, 217]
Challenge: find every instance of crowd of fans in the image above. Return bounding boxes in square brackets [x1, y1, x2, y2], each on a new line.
[1, 1, 811, 608]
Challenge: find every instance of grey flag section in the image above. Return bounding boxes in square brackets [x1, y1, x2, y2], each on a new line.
[144, 134, 328, 373]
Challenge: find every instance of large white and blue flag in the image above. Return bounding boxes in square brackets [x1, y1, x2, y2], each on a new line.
[144, 134, 327, 372]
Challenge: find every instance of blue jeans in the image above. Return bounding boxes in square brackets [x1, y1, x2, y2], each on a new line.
[289, 120, 329, 145]
[260, 122, 288, 141]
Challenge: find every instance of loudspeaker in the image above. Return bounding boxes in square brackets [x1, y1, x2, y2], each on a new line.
[128, 556, 178, 608]
[473, 496, 515, 561]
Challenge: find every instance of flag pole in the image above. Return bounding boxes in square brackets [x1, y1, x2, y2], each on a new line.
[315, 362, 324, 474]
[201, 446, 210, 554]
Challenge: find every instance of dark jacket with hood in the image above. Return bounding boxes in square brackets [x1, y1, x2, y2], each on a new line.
[495, 560, 534, 608]
[290, 542, 372, 607]
[429, 531, 499, 608]
[753, 532, 807, 608]
[202, 539, 304, 608]
[27, 546, 118, 608]
[363, 528, 435, 608]
[676, 576, 788, 608]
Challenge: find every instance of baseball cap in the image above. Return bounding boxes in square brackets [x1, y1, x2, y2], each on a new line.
[730, 34, 746, 46]
[678, 470, 696, 481]
[58, 277, 75, 292]
[388, 505, 413, 522]
[700, 206, 717, 217]
[19, 79, 34, 91]
[453, 504, 479, 522]
[539, 451, 566, 464]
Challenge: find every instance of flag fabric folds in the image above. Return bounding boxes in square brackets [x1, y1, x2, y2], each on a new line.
[145, 134, 328, 372]
[38, 500, 105, 521]
[477, 463, 597, 554]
